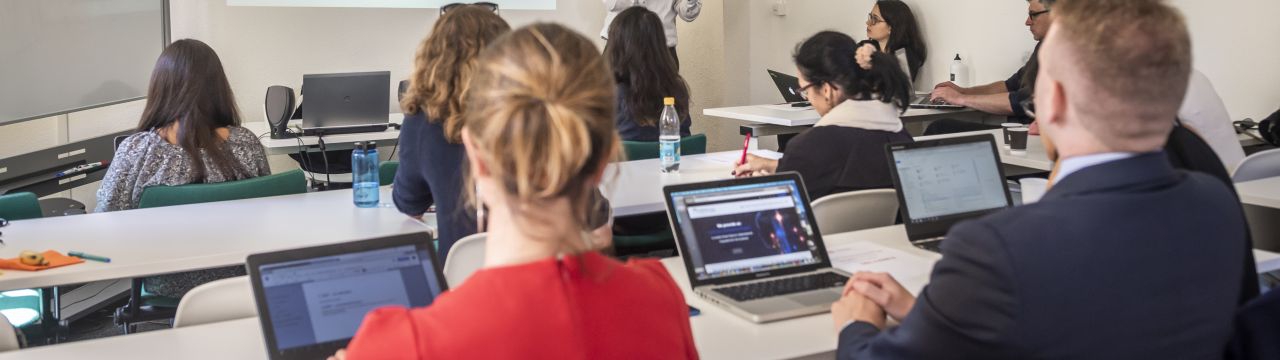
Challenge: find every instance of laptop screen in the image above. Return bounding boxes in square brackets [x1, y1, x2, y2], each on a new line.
[256, 244, 444, 352]
[891, 140, 1009, 223]
[668, 179, 822, 281]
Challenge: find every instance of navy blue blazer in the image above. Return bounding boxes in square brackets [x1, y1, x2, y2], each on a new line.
[392, 113, 476, 260]
[838, 152, 1249, 359]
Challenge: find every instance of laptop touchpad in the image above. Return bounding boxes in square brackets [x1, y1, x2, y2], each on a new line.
[791, 289, 841, 306]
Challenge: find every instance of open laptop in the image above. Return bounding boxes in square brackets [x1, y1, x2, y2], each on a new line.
[663, 173, 847, 323]
[885, 134, 1013, 253]
[300, 71, 391, 136]
[767, 70, 811, 107]
[909, 92, 965, 109]
[247, 232, 446, 360]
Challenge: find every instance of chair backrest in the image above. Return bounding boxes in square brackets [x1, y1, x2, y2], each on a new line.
[0, 313, 18, 352]
[379, 161, 399, 186]
[113, 135, 130, 150]
[173, 276, 257, 328]
[1233, 148, 1280, 183]
[443, 233, 487, 288]
[622, 134, 708, 161]
[1227, 288, 1280, 360]
[0, 192, 42, 221]
[138, 169, 307, 209]
[811, 189, 900, 235]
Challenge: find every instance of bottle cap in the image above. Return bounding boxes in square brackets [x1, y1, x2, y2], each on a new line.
[664, 97, 675, 105]
[366, 141, 377, 150]
[954, 54, 962, 61]
[354, 141, 365, 150]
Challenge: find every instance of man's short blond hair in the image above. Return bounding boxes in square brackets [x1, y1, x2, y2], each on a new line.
[1053, 0, 1191, 150]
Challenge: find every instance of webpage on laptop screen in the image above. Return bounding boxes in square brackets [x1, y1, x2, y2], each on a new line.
[258, 245, 443, 351]
[671, 180, 821, 281]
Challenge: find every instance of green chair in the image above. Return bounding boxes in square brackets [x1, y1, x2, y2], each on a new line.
[116, 170, 308, 333]
[614, 135, 708, 254]
[622, 134, 707, 161]
[0, 192, 42, 221]
[137, 169, 307, 208]
[379, 161, 399, 186]
[0, 193, 43, 329]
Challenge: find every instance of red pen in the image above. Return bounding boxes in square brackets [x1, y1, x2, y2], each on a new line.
[734, 131, 752, 175]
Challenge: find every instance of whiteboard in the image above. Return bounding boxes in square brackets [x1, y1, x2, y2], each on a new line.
[0, 0, 166, 126]
[227, 0, 556, 10]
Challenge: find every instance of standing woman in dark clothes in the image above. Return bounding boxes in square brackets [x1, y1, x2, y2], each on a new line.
[605, 6, 692, 142]
[734, 32, 914, 200]
[393, 6, 510, 259]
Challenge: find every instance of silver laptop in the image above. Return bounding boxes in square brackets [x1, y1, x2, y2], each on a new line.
[885, 134, 1013, 253]
[663, 173, 848, 323]
[909, 93, 965, 109]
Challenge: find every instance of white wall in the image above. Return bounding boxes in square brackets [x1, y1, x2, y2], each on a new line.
[170, 0, 607, 124]
[720, 0, 1280, 122]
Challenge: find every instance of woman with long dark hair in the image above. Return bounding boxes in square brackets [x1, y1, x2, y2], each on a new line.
[605, 6, 692, 142]
[97, 39, 268, 212]
[95, 39, 269, 298]
[734, 32, 914, 200]
[867, 0, 927, 83]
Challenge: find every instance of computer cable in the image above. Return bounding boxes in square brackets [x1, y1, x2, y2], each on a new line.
[317, 134, 332, 190]
[289, 126, 318, 187]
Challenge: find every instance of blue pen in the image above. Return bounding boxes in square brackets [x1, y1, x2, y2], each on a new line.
[68, 251, 111, 263]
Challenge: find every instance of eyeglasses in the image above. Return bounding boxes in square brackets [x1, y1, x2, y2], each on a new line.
[1028, 9, 1050, 20]
[866, 13, 884, 26]
[798, 82, 820, 101]
[441, 2, 499, 15]
[1020, 96, 1037, 119]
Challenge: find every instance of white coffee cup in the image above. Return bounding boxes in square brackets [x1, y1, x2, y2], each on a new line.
[1019, 177, 1049, 205]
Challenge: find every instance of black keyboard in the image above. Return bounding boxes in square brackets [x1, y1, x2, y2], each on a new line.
[713, 272, 848, 302]
[914, 239, 943, 253]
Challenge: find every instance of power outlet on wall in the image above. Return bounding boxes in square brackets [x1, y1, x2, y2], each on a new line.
[772, 0, 787, 16]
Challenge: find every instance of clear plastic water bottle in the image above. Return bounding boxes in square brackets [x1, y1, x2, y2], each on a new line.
[352, 141, 380, 208]
[659, 97, 680, 173]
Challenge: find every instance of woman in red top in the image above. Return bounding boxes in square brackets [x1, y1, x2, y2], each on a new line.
[331, 22, 699, 360]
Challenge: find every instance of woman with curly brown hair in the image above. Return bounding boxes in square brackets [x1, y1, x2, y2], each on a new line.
[392, 5, 509, 259]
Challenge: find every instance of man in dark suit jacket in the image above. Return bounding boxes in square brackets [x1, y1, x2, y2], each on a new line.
[830, 1, 1254, 358]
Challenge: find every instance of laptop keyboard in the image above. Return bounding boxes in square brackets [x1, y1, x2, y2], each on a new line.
[713, 272, 848, 302]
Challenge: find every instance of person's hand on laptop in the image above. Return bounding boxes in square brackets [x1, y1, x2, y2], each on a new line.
[849, 272, 916, 322]
[933, 81, 964, 93]
[929, 86, 966, 107]
[733, 154, 778, 178]
[831, 290, 885, 332]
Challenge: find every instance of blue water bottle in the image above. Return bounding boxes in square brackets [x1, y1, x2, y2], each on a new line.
[352, 141, 380, 208]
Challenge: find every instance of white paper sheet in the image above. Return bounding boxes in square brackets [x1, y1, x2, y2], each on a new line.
[828, 241, 935, 281]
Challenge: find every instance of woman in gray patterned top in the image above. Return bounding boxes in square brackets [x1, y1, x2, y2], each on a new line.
[95, 39, 270, 298]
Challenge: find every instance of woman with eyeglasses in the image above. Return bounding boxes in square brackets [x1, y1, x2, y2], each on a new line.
[331, 23, 697, 360]
[866, 0, 927, 84]
[734, 32, 914, 200]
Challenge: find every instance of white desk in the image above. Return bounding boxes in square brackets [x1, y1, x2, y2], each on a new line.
[604, 153, 736, 217]
[11, 224, 1277, 359]
[0, 187, 434, 291]
[703, 105, 974, 128]
[607, 133, 1052, 218]
[1236, 176, 1280, 210]
[242, 114, 405, 156]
